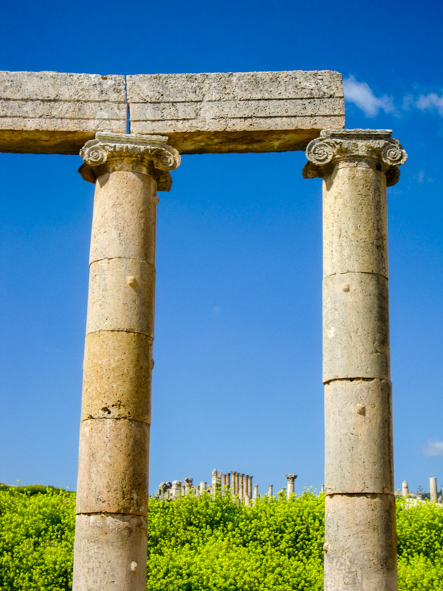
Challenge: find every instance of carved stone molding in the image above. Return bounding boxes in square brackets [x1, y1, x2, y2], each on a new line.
[303, 129, 407, 187]
[78, 132, 181, 191]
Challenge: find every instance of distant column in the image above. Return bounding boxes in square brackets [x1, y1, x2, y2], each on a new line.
[304, 129, 407, 591]
[248, 475, 253, 498]
[212, 469, 221, 495]
[172, 480, 182, 499]
[430, 477, 438, 502]
[200, 481, 207, 495]
[253, 484, 259, 501]
[234, 472, 239, 496]
[285, 474, 297, 498]
[226, 472, 231, 491]
[402, 481, 409, 497]
[239, 474, 245, 501]
[268, 485, 273, 497]
[184, 478, 193, 495]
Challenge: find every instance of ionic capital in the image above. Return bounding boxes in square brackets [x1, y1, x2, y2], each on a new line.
[303, 129, 407, 187]
[79, 132, 181, 191]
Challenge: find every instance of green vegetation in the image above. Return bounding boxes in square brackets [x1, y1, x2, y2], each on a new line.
[0, 487, 442, 590]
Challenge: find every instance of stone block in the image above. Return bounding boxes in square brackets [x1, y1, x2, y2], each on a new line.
[323, 273, 390, 382]
[81, 331, 152, 422]
[325, 494, 397, 591]
[323, 164, 388, 278]
[127, 70, 344, 153]
[325, 379, 394, 494]
[76, 419, 149, 515]
[90, 170, 157, 265]
[86, 258, 155, 337]
[73, 513, 147, 591]
[0, 71, 126, 154]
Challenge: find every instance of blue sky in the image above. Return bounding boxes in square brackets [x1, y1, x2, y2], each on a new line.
[0, 0, 442, 496]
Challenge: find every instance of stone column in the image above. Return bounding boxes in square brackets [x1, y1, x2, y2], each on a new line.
[73, 132, 180, 591]
[268, 484, 273, 497]
[402, 481, 409, 497]
[430, 477, 438, 502]
[200, 481, 207, 495]
[248, 475, 253, 498]
[253, 484, 259, 501]
[212, 469, 221, 495]
[239, 474, 245, 501]
[304, 129, 407, 591]
[172, 480, 182, 499]
[285, 474, 297, 499]
[184, 478, 193, 495]
[226, 472, 231, 491]
[232, 471, 238, 495]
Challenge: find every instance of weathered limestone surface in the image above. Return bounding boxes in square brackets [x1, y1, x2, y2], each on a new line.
[0, 71, 126, 153]
[325, 494, 398, 591]
[81, 332, 152, 422]
[89, 171, 157, 264]
[323, 272, 390, 381]
[73, 514, 147, 591]
[86, 258, 156, 336]
[76, 419, 150, 515]
[325, 379, 394, 494]
[322, 163, 389, 278]
[127, 70, 345, 153]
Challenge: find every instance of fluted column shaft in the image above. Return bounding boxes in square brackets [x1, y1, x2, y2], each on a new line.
[73, 132, 180, 591]
[304, 129, 407, 591]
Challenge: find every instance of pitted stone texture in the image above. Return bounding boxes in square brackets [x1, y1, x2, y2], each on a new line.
[323, 273, 390, 382]
[323, 165, 388, 278]
[90, 171, 157, 265]
[76, 419, 149, 515]
[73, 513, 147, 591]
[86, 258, 155, 336]
[81, 331, 152, 422]
[325, 379, 393, 494]
[325, 494, 397, 591]
[127, 70, 344, 153]
[0, 71, 126, 154]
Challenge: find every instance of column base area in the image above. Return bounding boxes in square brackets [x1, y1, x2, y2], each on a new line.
[73, 513, 147, 591]
[324, 494, 398, 591]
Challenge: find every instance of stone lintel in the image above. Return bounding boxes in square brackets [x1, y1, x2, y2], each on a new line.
[0, 71, 127, 154]
[127, 70, 345, 154]
[1, 70, 345, 155]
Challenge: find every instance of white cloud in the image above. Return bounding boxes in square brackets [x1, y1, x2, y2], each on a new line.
[343, 76, 395, 117]
[422, 440, 443, 456]
[416, 93, 443, 116]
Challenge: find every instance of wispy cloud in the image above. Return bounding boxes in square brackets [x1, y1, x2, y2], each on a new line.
[343, 76, 395, 117]
[416, 93, 443, 116]
[422, 440, 443, 456]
